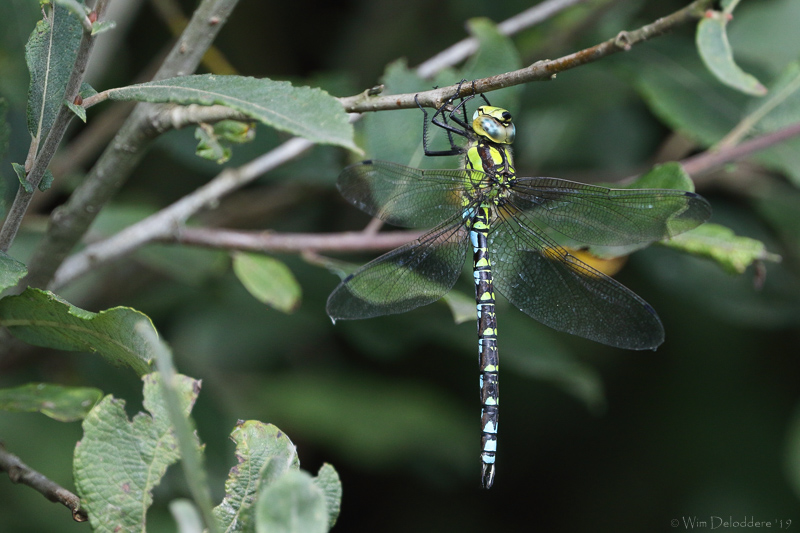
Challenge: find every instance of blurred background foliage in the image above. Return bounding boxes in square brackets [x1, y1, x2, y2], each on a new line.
[1, 0, 800, 531]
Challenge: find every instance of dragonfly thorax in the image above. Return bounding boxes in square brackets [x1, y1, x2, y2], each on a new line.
[472, 106, 516, 145]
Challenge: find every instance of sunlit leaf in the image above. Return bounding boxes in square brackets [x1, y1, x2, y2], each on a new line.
[233, 253, 302, 313]
[74, 373, 200, 533]
[0, 382, 102, 422]
[661, 222, 780, 275]
[213, 421, 299, 533]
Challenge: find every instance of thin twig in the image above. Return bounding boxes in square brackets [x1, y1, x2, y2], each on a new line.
[124, 121, 800, 258]
[47, 0, 714, 288]
[682, 121, 800, 178]
[171, 227, 424, 253]
[51, 136, 314, 289]
[339, 0, 713, 112]
[0, 0, 110, 252]
[0, 444, 88, 522]
[416, 0, 588, 79]
[20, 0, 240, 292]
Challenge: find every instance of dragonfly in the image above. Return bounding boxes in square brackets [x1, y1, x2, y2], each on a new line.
[326, 83, 711, 489]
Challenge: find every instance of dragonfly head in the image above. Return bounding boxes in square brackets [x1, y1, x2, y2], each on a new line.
[472, 106, 516, 145]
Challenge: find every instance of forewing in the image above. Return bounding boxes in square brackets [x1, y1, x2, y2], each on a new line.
[327, 219, 469, 320]
[338, 160, 477, 228]
[490, 213, 664, 350]
[509, 177, 711, 246]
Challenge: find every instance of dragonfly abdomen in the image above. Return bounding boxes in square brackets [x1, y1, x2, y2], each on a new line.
[470, 205, 500, 489]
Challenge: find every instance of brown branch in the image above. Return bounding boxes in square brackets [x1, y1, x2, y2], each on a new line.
[165, 120, 800, 257]
[682, 121, 800, 179]
[339, 0, 713, 113]
[0, 0, 111, 252]
[0, 443, 87, 522]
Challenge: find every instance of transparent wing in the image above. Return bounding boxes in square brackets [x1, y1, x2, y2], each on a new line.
[327, 219, 469, 320]
[508, 177, 711, 246]
[338, 160, 482, 228]
[490, 210, 664, 350]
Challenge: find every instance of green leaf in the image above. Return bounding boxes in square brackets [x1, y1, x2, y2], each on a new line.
[52, 0, 87, 20]
[0, 382, 102, 422]
[442, 290, 477, 325]
[65, 98, 86, 122]
[0, 251, 28, 292]
[632, 41, 749, 147]
[25, 2, 83, 144]
[587, 162, 700, 258]
[105, 74, 358, 151]
[170, 500, 205, 533]
[625, 162, 696, 192]
[0, 287, 157, 375]
[696, 10, 766, 96]
[38, 168, 54, 191]
[462, 18, 523, 112]
[74, 373, 200, 533]
[360, 60, 428, 166]
[312, 464, 341, 529]
[214, 120, 256, 144]
[91, 19, 116, 36]
[213, 421, 300, 533]
[255, 470, 328, 533]
[195, 124, 232, 163]
[726, 0, 800, 77]
[661, 222, 780, 275]
[12, 162, 33, 193]
[233, 253, 302, 313]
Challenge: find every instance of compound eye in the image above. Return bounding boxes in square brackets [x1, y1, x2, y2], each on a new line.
[478, 117, 515, 144]
[479, 117, 502, 139]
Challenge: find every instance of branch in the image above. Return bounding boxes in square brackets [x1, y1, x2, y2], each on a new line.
[45, 1, 582, 288]
[39, 0, 716, 289]
[415, 0, 588, 79]
[339, 0, 713, 113]
[51, 136, 314, 289]
[0, 443, 87, 522]
[682, 121, 800, 178]
[20, 0, 240, 292]
[83, 119, 800, 264]
[0, 0, 111, 252]
[170, 227, 424, 253]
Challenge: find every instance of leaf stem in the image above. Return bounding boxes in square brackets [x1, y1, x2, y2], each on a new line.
[64, 120, 800, 266]
[141, 324, 220, 533]
[682, 120, 800, 177]
[0, 0, 110, 253]
[19, 0, 240, 291]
